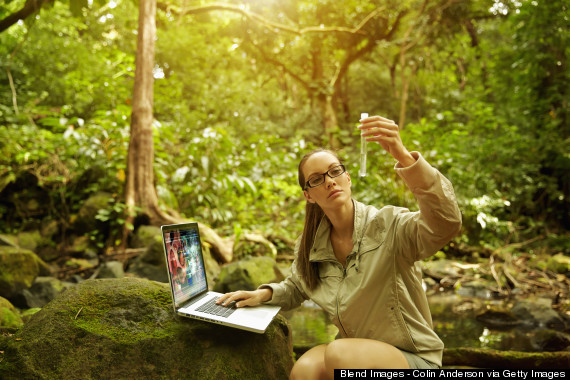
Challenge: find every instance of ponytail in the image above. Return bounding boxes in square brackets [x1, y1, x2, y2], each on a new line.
[296, 148, 341, 290]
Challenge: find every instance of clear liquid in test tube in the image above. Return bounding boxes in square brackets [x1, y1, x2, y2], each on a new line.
[359, 113, 369, 177]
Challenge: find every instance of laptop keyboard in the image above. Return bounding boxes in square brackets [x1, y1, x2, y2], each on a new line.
[195, 296, 237, 318]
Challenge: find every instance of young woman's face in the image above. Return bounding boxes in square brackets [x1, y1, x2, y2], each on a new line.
[302, 152, 351, 209]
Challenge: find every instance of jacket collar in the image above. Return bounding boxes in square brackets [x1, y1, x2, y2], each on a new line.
[309, 199, 366, 262]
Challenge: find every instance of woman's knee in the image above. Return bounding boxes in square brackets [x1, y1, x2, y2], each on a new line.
[290, 346, 327, 380]
[290, 360, 318, 380]
[323, 339, 352, 368]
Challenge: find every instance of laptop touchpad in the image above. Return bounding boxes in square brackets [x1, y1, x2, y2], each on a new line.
[245, 310, 269, 319]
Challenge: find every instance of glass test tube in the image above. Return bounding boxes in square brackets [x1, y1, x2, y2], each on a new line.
[359, 113, 369, 177]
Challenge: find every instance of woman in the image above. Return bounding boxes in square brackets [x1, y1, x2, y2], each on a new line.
[217, 115, 462, 378]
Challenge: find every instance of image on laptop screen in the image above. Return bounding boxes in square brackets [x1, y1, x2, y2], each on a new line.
[164, 226, 208, 306]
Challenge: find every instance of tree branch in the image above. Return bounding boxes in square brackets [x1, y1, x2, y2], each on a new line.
[157, 2, 382, 36]
[242, 31, 312, 93]
[6, 69, 19, 114]
[331, 9, 407, 89]
[0, 0, 53, 33]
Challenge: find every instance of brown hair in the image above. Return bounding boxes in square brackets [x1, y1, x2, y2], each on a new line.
[296, 148, 342, 290]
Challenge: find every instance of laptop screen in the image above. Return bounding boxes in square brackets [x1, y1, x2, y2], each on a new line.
[163, 223, 208, 307]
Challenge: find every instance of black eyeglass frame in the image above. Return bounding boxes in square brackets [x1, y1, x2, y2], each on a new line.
[304, 164, 346, 190]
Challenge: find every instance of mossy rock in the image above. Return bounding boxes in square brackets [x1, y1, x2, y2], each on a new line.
[128, 237, 220, 286]
[127, 235, 169, 282]
[74, 192, 113, 232]
[0, 247, 41, 299]
[475, 307, 521, 329]
[0, 234, 18, 247]
[16, 230, 42, 251]
[512, 298, 566, 330]
[20, 308, 41, 323]
[0, 297, 23, 331]
[0, 278, 293, 379]
[546, 253, 570, 274]
[18, 230, 59, 262]
[213, 256, 284, 293]
[131, 225, 162, 249]
[288, 304, 338, 356]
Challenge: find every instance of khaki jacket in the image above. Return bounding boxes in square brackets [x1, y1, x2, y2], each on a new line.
[261, 152, 462, 367]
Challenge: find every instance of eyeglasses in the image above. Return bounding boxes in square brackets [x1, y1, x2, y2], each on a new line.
[305, 164, 346, 189]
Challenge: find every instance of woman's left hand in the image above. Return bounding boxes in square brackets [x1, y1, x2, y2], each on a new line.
[358, 115, 416, 167]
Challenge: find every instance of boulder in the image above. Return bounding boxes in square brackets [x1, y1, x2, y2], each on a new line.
[11, 276, 73, 309]
[455, 279, 494, 298]
[127, 236, 220, 286]
[67, 235, 91, 255]
[0, 247, 41, 299]
[16, 230, 42, 252]
[73, 192, 113, 232]
[532, 329, 570, 352]
[131, 225, 162, 248]
[97, 261, 125, 279]
[475, 307, 522, 329]
[20, 308, 41, 323]
[18, 229, 59, 262]
[0, 296, 23, 331]
[512, 298, 567, 331]
[421, 259, 461, 280]
[213, 256, 285, 293]
[546, 253, 570, 274]
[0, 278, 293, 379]
[127, 234, 169, 283]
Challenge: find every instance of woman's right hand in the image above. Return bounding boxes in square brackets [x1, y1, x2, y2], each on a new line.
[215, 288, 273, 308]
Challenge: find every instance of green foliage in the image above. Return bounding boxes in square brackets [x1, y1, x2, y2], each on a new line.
[0, 0, 568, 256]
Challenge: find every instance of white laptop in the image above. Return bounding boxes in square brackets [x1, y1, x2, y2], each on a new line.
[161, 222, 281, 334]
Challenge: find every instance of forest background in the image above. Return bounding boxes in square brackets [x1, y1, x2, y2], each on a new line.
[0, 0, 568, 279]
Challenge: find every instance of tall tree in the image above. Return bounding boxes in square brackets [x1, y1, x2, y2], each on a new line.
[124, 0, 166, 227]
[123, 0, 233, 261]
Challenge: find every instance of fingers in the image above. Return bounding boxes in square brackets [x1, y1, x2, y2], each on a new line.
[216, 290, 258, 308]
[215, 291, 240, 306]
[235, 296, 260, 308]
[360, 115, 393, 123]
[357, 115, 405, 158]
[359, 122, 399, 140]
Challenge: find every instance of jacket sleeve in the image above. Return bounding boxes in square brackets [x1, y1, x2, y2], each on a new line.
[392, 151, 462, 262]
[258, 241, 310, 311]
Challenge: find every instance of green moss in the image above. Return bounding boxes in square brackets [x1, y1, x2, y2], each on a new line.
[0, 297, 23, 330]
[0, 247, 40, 297]
[0, 278, 293, 379]
[21, 308, 41, 323]
[214, 256, 281, 293]
[546, 253, 570, 274]
[17, 231, 39, 250]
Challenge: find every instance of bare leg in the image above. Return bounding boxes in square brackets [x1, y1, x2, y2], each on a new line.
[290, 344, 328, 380]
[324, 339, 409, 379]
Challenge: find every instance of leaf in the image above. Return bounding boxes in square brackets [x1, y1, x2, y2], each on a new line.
[242, 177, 257, 194]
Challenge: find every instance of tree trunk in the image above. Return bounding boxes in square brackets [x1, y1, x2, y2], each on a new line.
[317, 94, 339, 148]
[121, 0, 233, 263]
[398, 65, 416, 130]
[124, 0, 171, 227]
